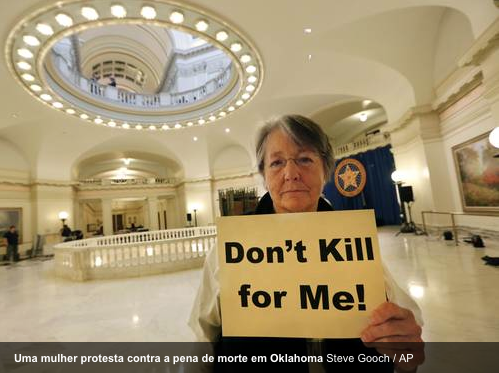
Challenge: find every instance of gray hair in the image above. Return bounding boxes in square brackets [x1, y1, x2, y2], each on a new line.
[256, 114, 335, 180]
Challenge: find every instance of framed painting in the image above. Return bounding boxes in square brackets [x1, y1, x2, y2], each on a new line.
[452, 131, 499, 214]
[0, 208, 22, 246]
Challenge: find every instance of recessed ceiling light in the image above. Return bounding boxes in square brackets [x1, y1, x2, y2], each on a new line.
[304, 28, 312, 34]
[246, 85, 255, 92]
[122, 123, 130, 129]
[66, 108, 75, 114]
[94, 118, 103, 124]
[36, 23, 54, 36]
[17, 49, 33, 59]
[219, 111, 226, 117]
[216, 30, 228, 41]
[149, 125, 157, 130]
[23, 35, 40, 46]
[247, 76, 257, 83]
[40, 94, 52, 101]
[241, 93, 250, 100]
[141, 6, 156, 19]
[228, 106, 235, 112]
[246, 65, 256, 73]
[175, 123, 182, 129]
[162, 124, 170, 130]
[55, 13, 73, 27]
[108, 121, 116, 127]
[135, 124, 143, 130]
[198, 119, 205, 125]
[236, 100, 243, 106]
[81, 6, 99, 20]
[193, 136, 198, 141]
[209, 116, 216, 122]
[21, 73, 35, 81]
[169, 11, 184, 24]
[30, 84, 42, 91]
[308, 54, 312, 61]
[187, 122, 193, 127]
[80, 113, 89, 119]
[111, 4, 127, 18]
[230, 43, 242, 52]
[17, 61, 31, 70]
[225, 128, 230, 133]
[195, 20, 209, 32]
[240, 54, 251, 63]
[52, 102, 63, 108]
[359, 112, 368, 122]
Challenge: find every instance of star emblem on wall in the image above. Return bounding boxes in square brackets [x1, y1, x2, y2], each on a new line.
[334, 158, 367, 197]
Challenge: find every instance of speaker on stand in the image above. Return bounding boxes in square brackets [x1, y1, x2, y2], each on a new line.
[186, 213, 192, 227]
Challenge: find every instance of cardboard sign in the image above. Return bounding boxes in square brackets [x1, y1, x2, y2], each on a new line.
[217, 209, 386, 339]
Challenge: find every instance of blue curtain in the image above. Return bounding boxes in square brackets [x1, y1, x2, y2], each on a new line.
[323, 145, 401, 226]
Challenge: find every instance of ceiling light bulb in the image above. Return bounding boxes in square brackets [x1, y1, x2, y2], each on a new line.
[66, 108, 75, 114]
[228, 106, 235, 112]
[80, 113, 89, 119]
[195, 20, 209, 32]
[55, 13, 73, 27]
[198, 119, 205, 125]
[36, 23, 54, 36]
[169, 11, 184, 23]
[225, 128, 230, 133]
[149, 125, 157, 130]
[40, 94, 52, 101]
[246, 84, 255, 92]
[240, 54, 251, 63]
[175, 123, 182, 129]
[81, 6, 99, 20]
[193, 136, 198, 141]
[141, 6, 156, 19]
[230, 43, 242, 52]
[308, 54, 312, 61]
[246, 65, 256, 73]
[247, 76, 257, 83]
[304, 28, 312, 34]
[187, 122, 193, 127]
[209, 116, 216, 122]
[111, 4, 127, 18]
[219, 111, 226, 117]
[108, 121, 116, 127]
[17, 49, 33, 59]
[94, 118, 103, 124]
[216, 30, 228, 41]
[241, 93, 250, 100]
[17, 61, 31, 70]
[52, 102, 63, 108]
[236, 100, 243, 106]
[359, 112, 368, 122]
[135, 124, 143, 130]
[22, 74, 35, 81]
[122, 123, 130, 129]
[23, 35, 40, 46]
[162, 124, 170, 130]
[30, 84, 42, 91]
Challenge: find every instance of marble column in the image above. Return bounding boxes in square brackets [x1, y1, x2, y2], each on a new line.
[101, 198, 113, 236]
[147, 196, 159, 231]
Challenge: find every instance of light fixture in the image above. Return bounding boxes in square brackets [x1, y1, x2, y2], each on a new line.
[149, 125, 157, 130]
[240, 54, 251, 63]
[40, 94, 52, 101]
[246, 84, 255, 92]
[66, 108, 75, 114]
[169, 11, 184, 24]
[308, 54, 312, 61]
[230, 43, 242, 52]
[123, 158, 131, 165]
[81, 6, 99, 20]
[58, 211, 69, 225]
[409, 284, 425, 299]
[363, 99, 372, 107]
[175, 123, 182, 129]
[195, 20, 209, 32]
[228, 106, 235, 112]
[52, 102, 63, 108]
[108, 121, 116, 127]
[359, 112, 368, 122]
[489, 127, 499, 148]
[141, 6, 156, 19]
[216, 30, 228, 41]
[209, 115, 216, 122]
[80, 113, 89, 120]
[135, 124, 143, 130]
[110, 4, 127, 18]
[236, 100, 243, 106]
[187, 122, 193, 127]
[95, 256, 102, 267]
[17, 61, 31, 70]
[225, 128, 230, 133]
[391, 170, 404, 184]
[241, 93, 250, 100]
[30, 84, 42, 91]
[23, 35, 40, 46]
[304, 28, 312, 34]
[94, 118, 103, 124]
[17, 49, 33, 59]
[198, 119, 205, 125]
[247, 76, 257, 83]
[219, 111, 226, 117]
[55, 13, 73, 27]
[146, 246, 154, 256]
[161, 124, 169, 130]
[193, 136, 198, 141]
[36, 23, 54, 36]
[21, 73, 34, 81]
[246, 65, 256, 73]
[122, 123, 130, 129]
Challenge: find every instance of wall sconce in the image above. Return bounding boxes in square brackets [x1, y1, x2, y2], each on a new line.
[58, 211, 69, 225]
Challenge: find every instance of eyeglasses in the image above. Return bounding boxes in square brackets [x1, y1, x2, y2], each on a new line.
[267, 156, 317, 171]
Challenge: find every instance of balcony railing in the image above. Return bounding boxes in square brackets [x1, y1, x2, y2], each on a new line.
[54, 226, 217, 281]
[76, 178, 178, 189]
[52, 53, 232, 110]
[333, 132, 391, 158]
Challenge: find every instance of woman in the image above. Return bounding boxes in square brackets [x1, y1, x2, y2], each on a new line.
[189, 115, 422, 370]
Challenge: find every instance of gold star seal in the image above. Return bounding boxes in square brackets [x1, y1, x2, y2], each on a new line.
[339, 165, 360, 189]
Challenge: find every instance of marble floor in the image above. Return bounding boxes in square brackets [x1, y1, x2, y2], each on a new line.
[0, 227, 498, 342]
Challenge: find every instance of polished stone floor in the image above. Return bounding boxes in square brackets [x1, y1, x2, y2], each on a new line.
[0, 227, 498, 342]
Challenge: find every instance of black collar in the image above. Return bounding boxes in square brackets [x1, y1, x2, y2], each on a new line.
[253, 192, 333, 215]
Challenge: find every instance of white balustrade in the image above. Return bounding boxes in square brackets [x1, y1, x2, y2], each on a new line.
[333, 132, 391, 158]
[54, 226, 216, 281]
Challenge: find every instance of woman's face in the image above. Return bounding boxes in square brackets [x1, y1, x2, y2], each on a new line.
[263, 129, 326, 213]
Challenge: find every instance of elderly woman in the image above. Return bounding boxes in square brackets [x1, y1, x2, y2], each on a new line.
[189, 115, 422, 363]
